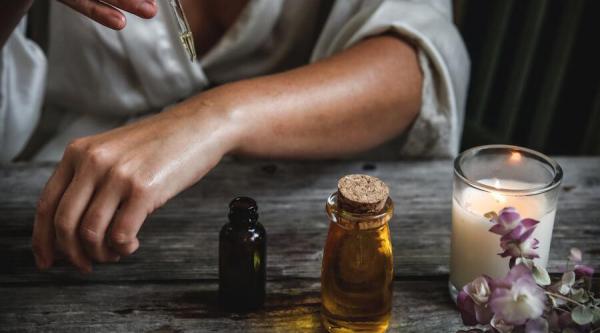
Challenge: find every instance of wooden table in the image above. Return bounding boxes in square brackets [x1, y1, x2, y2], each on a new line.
[1, 158, 599, 332]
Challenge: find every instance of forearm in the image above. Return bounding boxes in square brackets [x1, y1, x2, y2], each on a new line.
[0, 1, 33, 48]
[30, 34, 423, 272]
[194, 35, 423, 158]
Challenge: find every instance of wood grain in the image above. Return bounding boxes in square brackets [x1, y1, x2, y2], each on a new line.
[0, 158, 599, 332]
[0, 279, 465, 333]
[1, 158, 599, 283]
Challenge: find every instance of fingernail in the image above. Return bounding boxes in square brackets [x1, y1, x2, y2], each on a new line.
[137, 1, 156, 18]
[111, 13, 126, 30]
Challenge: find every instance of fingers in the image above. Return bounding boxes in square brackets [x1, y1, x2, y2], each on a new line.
[103, 0, 157, 19]
[79, 182, 122, 263]
[60, 0, 126, 30]
[61, 0, 157, 30]
[34, 132, 158, 271]
[109, 195, 149, 256]
[59, 0, 156, 30]
[32, 162, 73, 271]
[53, 169, 95, 273]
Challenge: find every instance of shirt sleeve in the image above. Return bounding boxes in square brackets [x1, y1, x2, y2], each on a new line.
[311, 0, 470, 158]
[0, 18, 47, 161]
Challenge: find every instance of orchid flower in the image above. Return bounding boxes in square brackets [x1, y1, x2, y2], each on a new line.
[456, 208, 598, 333]
[457, 276, 494, 325]
[489, 265, 547, 325]
[498, 225, 540, 260]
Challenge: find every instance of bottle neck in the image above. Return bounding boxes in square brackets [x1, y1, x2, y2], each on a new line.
[229, 217, 258, 228]
[326, 192, 393, 230]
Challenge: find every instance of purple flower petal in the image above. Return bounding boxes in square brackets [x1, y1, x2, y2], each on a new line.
[457, 290, 478, 326]
[517, 227, 536, 243]
[520, 218, 540, 230]
[489, 223, 507, 235]
[574, 265, 594, 278]
[459, 276, 494, 325]
[474, 304, 493, 324]
[489, 265, 546, 325]
[464, 276, 492, 304]
[504, 264, 533, 283]
[498, 211, 521, 225]
[491, 264, 533, 289]
[489, 207, 523, 236]
[501, 225, 524, 242]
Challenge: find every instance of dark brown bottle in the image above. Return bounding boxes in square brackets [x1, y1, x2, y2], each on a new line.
[219, 197, 266, 311]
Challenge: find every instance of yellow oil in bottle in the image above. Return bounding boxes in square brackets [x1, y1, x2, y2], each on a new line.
[321, 192, 394, 333]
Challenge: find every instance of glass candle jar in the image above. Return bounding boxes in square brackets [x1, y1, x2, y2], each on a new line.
[449, 145, 562, 300]
[321, 175, 394, 333]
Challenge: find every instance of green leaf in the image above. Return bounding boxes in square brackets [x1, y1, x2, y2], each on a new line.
[570, 288, 589, 303]
[559, 271, 575, 294]
[562, 271, 575, 285]
[593, 307, 600, 324]
[532, 263, 551, 286]
[571, 305, 594, 325]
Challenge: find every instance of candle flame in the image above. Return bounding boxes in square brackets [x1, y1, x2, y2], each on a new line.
[510, 151, 522, 162]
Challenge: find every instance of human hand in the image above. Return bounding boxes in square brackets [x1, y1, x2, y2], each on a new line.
[32, 101, 240, 272]
[58, 0, 158, 30]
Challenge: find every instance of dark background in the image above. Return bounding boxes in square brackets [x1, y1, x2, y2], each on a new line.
[455, 0, 599, 155]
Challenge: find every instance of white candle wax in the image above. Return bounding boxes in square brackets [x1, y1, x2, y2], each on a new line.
[450, 179, 556, 290]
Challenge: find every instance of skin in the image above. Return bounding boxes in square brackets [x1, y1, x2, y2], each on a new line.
[57, 0, 157, 30]
[0, 0, 156, 48]
[28, 2, 423, 273]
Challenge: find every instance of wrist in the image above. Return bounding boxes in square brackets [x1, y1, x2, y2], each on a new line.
[170, 92, 247, 158]
[194, 85, 251, 157]
[215, 103, 246, 157]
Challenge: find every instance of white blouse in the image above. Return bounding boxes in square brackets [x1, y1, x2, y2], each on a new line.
[0, 0, 469, 161]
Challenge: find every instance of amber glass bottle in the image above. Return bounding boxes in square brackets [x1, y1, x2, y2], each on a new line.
[321, 175, 394, 333]
[219, 197, 266, 312]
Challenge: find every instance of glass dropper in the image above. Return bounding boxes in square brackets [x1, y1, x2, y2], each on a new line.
[167, 0, 196, 62]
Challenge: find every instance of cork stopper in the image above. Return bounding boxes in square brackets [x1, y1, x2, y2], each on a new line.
[337, 174, 389, 214]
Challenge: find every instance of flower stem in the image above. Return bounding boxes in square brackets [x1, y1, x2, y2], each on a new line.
[554, 306, 569, 313]
[544, 291, 585, 307]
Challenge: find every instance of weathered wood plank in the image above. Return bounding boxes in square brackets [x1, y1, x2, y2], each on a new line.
[0, 279, 467, 333]
[1, 158, 599, 283]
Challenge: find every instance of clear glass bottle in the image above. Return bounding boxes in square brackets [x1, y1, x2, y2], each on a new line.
[321, 175, 394, 333]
